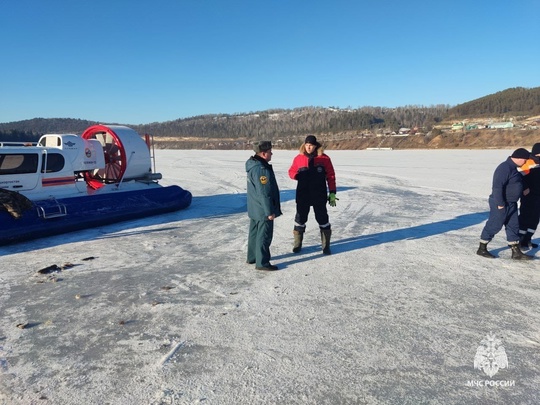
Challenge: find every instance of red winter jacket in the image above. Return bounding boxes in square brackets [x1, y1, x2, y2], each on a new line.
[289, 150, 336, 204]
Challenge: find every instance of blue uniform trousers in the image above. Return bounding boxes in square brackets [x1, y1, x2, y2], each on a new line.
[480, 197, 519, 243]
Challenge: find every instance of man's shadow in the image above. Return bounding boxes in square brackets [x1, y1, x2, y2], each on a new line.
[274, 211, 489, 266]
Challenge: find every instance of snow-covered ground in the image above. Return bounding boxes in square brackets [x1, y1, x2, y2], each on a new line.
[2, 149, 540, 405]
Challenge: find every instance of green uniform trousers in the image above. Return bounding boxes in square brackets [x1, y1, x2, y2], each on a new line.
[247, 218, 274, 268]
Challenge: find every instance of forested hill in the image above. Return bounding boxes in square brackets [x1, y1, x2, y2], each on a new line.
[446, 87, 540, 118]
[1, 86, 539, 144]
[0, 118, 100, 143]
[0, 106, 448, 142]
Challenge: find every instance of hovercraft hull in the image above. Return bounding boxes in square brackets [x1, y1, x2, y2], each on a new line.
[0, 185, 192, 246]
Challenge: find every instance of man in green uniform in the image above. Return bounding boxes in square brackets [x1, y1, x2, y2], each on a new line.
[246, 141, 282, 270]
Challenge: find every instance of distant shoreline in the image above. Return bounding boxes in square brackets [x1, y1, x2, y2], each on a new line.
[154, 129, 540, 150]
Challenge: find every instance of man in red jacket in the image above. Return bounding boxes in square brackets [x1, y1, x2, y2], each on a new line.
[288, 135, 337, 254]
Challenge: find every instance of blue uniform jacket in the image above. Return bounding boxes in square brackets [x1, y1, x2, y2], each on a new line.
[490, 157, 524, 206]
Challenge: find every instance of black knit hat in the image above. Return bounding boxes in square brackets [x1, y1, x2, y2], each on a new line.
[531, 143, 540, 156]
[511, 148, 530, 159]
[304, 135, 318, 145]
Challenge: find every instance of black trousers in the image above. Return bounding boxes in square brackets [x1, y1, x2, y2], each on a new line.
[294, 199, 329, 231]
[519, 193, 540, 234]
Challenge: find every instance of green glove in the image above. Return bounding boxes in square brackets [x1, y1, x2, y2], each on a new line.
[328, 193, 338, 207]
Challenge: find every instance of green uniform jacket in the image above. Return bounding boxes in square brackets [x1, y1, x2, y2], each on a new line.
[246, 155, 282, 221]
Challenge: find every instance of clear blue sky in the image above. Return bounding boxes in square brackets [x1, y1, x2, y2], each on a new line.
[1, 0, 539, 125]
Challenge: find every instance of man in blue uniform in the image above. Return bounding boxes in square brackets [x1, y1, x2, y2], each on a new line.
[246, 141, 282, 270]
[477, 148, 533, 260]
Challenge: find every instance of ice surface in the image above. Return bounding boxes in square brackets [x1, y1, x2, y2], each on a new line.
[1, 149, 538, 404]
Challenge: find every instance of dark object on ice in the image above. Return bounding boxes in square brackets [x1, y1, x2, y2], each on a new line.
[0, 189, 33, 219]
[82, 256, 95, 261]
[16, 322, 40, 329]
[510, 244, 534, 260]
[476, 242, 495, 258]
[38, 264, 61, 274]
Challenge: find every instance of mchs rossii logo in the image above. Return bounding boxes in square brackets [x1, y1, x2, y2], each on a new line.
[474, 332, 508, 377]
[467, 332, 514, 387]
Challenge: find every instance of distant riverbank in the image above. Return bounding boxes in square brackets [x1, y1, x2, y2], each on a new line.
[154, 128, 540, 150]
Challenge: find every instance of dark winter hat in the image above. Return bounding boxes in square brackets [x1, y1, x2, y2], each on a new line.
[531, 143, 540, 156]
[253, 140, 272, 153]
[304, 135, 318, 145]
[511, 148, 530, 159]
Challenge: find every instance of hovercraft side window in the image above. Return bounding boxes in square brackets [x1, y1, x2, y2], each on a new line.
[41, 153, 65, 173]
[0, 153, 39, 174]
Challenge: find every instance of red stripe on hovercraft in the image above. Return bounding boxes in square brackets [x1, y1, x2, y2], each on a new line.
[42, 177, 75, 187]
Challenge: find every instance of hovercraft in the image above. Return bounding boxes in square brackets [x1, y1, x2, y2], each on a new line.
[0, 124, 192, 245]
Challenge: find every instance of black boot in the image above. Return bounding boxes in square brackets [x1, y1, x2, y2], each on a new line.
[293, 230, 304, 253]
[520, 232, 531, 248]
[520, 232, 538, 249]
[477, 242, 495, 258]
[510, 244, 534, 260]
[321, 228, 332, 255]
